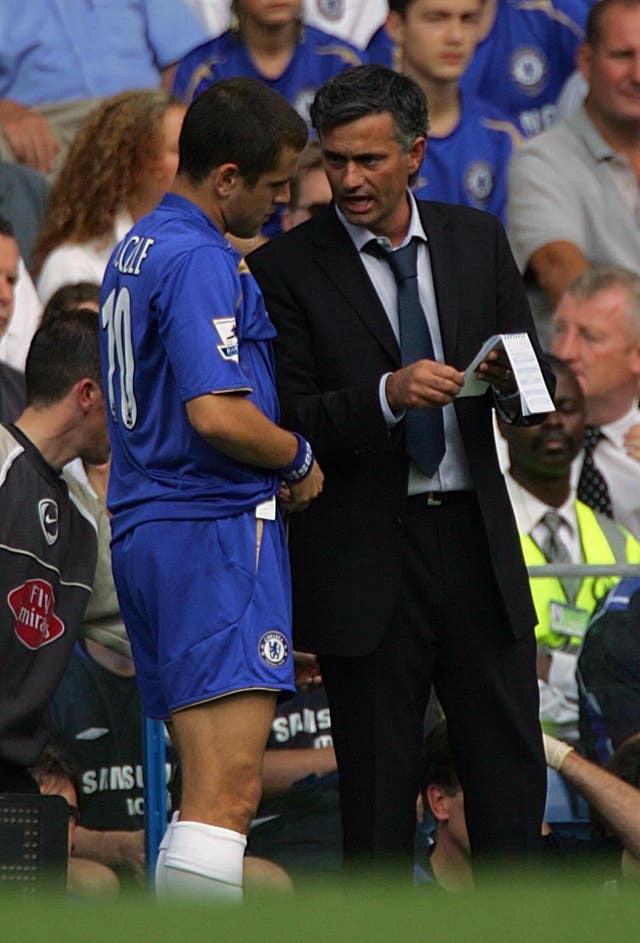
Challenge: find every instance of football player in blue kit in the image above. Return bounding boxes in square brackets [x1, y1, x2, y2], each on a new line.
[460, 0, 587, 136]
[99, 77, 323, 899]
[174, 0, 363, 120]
[387, 0, 522, 224]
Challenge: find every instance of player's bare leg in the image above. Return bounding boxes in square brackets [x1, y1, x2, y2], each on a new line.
[156, 690, 278, 899]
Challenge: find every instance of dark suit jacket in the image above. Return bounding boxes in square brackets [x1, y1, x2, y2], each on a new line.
[249, 201, 553, 657]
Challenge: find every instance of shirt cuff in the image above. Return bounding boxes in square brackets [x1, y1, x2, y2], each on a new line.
[379, 373, 405, 427]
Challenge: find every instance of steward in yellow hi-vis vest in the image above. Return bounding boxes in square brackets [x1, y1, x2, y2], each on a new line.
[520, 501, 640, 652]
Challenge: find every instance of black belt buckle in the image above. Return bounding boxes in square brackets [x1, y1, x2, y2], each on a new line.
[426, 491, 443, 506]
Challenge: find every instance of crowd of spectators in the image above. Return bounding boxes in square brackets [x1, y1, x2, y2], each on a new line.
[1, 0, 639, 898]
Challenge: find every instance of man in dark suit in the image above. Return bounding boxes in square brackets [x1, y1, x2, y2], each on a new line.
[249, 65, 553, 876]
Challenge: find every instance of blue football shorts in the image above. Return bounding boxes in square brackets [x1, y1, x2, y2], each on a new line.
[111, 510, 295, 719]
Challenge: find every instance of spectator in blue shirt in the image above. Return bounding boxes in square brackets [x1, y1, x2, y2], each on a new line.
[0, 0, 207, 177]
[460, 0, 587, 137]
[174, 0, 364, 124]
[387, 0, 522, 223]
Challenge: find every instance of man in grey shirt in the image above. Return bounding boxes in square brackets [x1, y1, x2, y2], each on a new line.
[507, 0, 640, 343]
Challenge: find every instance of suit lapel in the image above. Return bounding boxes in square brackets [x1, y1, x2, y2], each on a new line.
[417, 201, 458, 362]
[312, 209, 400, 364]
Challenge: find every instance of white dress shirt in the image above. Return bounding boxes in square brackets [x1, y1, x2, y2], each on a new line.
[335, 194, 474, 495]
[579, 404, 640, 541]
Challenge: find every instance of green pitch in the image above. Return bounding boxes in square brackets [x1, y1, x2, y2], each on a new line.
[2, 873, 639, 943]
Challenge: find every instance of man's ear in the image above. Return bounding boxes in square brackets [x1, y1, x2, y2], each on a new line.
[407, 135, 426, 177]
[76, 377, 102, 413]
[426, 784, 452, 823]
[212, 162, 241, 198]
[629, 336, 640, 377]
[385, 10, 405, 47]
[577, 42, 592, 83]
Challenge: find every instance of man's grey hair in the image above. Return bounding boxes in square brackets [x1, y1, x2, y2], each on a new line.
[309, 64, 429, 151]
[565, 266, 640, 339]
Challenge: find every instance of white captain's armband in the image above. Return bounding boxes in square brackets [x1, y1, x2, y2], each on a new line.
[212, 317, 239, 362]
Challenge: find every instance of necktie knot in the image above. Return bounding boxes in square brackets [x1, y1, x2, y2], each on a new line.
[583, 425, 603, 455]
[538, 511, 580, 603]
[541, 511, 565, 544]
[364, 238, 419, 285]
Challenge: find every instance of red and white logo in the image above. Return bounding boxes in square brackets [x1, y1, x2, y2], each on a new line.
[7, 579, 65, 650]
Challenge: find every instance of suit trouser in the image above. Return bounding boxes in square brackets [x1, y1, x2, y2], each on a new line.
[319, 492, 546, 874]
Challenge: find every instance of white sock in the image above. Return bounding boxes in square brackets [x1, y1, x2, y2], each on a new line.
[160, 820, 247, 900]
[154, 810, 180, 893]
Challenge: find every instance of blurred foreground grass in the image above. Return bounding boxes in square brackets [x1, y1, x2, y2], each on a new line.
[2, 869, 639, 943]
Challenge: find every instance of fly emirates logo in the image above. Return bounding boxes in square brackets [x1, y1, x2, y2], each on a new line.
[8, 578, 65, 649]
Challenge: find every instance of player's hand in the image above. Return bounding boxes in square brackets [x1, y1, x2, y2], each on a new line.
[0, 100, 59, 173]
[624, 422, 640, 462]
[294, 651, 322, 690]
[279, 459, 324, 513]
[476, 349, 517, 395]
[386, 360, 464, 412]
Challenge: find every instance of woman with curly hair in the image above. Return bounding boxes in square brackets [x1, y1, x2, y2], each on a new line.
[34, 90, 186, 305]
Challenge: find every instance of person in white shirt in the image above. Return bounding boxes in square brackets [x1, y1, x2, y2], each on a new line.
[32, 91, 186, 307]
[551, 266, 640, 540]
[0, 217, 41, 373]
[499, 354, 640, 745]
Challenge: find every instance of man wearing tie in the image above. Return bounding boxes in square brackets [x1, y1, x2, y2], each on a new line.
[498, 354, 640, 748]
[248, 65, 554, 875]
[551, 267, 640, 541]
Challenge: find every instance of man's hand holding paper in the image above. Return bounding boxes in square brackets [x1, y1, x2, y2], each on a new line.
[476, 346, 518, 395]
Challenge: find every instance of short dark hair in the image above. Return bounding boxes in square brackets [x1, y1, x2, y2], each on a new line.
[388, 0, 483, 14]
[0, 214, 16, 239]
[41, 281, 101, 326]
[586, 0, 640, 46]
[388, 0, 415, 13]
[25, 310, 102, 406]
[590, 736, 640, 834]
[310, 65, 429, 147]
[30, 742, 78, 789]
[420, 719, 460, 797]
[606, 736, 640, 788]
[178, 77, 308, 186]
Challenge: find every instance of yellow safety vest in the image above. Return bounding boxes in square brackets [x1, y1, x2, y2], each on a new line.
[520, 501, 640, 650]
